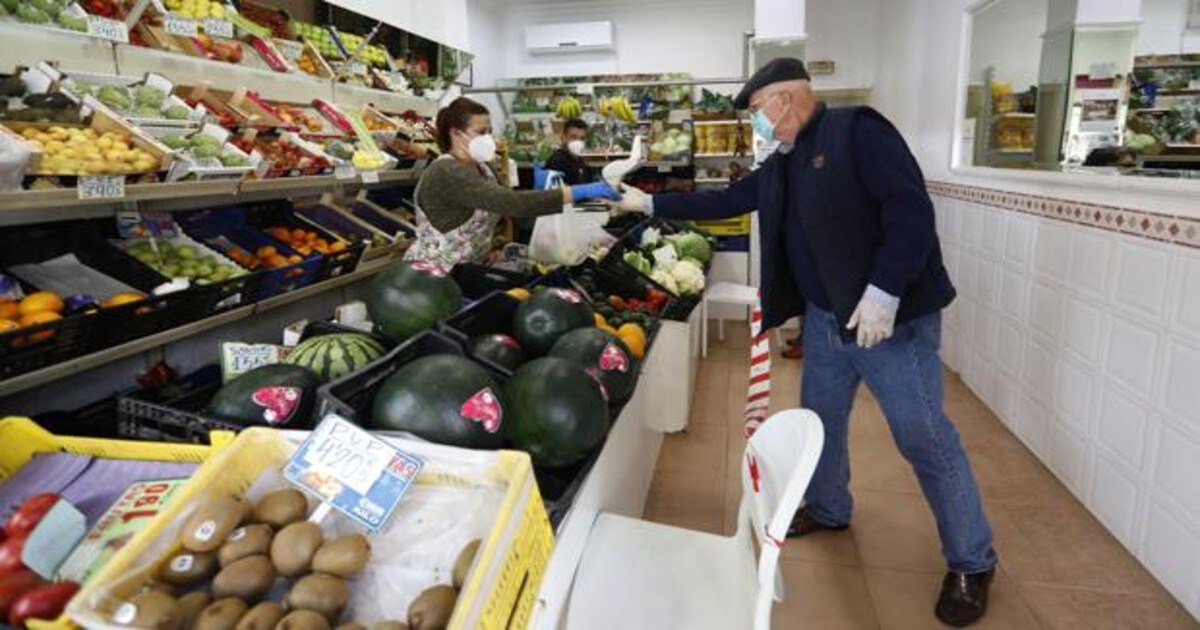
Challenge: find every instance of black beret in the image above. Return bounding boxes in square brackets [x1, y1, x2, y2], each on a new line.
[734, 58, 811, 109]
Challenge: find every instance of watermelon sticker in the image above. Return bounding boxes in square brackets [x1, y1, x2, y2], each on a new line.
[598, 342, 630, 373]
[550, 288, 582, 304]
[251, 386, 302, 425]
[585, 367, 610, 402]
[493, 334, 521, 349]
[460, 388, 503, 433]
[409, 261, 448, 277]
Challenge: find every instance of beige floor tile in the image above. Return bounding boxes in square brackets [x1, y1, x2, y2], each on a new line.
[851, 490, 947, 575]
[782, 528, 862, 567]
[968, 438, 1076, 508]
[863, 567, 1039, 630]
[849, 434, 922, 495]
[657, 416, 727, 478]
[772, 558, 881, 629]
[989, 502, 1167, 596]
[644, 469, 725, 534]
[1017, 583, 1197, 630]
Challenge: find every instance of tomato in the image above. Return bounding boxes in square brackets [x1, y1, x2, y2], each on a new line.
[0, 570, 44, 620]
[9, 581, 78, 628]
[0, 536, 26, 576]
[4, 494, 60, 538]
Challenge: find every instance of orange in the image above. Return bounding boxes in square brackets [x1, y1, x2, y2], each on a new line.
[267, 254, 290, 268]
[292, 228, 307, 241]
[102, 292, 146, 308]
[329, 241, 347, 253]
[617, 323, 647, 359]
[287, 255, 303, 264]
[505, 288, 530, 301]
[597, 323, 619, 338]
[0, 300, 19, 320]
[256, 245, 278, 259]
[593, 312, 607, 327]
[19, 310, 61, 343]
[0, 319, 19, 333]
[19, 291, 64, 315]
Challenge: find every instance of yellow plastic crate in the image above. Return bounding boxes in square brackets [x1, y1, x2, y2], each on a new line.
[66, 427, 554, 630]
[0, 417, 228, 630]
[692, 213, 751, 236]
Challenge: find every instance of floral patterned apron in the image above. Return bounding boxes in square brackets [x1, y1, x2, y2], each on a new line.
[404, 155, 503, 269]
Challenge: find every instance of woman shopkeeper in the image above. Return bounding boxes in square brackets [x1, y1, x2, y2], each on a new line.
[405, 97, 620, 268]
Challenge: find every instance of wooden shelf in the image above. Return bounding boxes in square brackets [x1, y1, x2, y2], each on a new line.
[0, 258, 392, 398]
[692, 120, 745, 126]
[693, 152, 750, 159]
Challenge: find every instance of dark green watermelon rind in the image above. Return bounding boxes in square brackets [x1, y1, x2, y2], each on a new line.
[512, 290, 594, 356]
[503, 357, 609, 469]
[284, 333, 387, 382]
[367, 261, 465, 341]
[548, 328, 639, 406]
[207, 363, 322, 429]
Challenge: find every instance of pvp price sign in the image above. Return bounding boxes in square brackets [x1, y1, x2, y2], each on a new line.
[284, 415, 424, 532]
[78, 175, 125, 200]
[164, 14, 198, 36]
[86, 15, 129, 43]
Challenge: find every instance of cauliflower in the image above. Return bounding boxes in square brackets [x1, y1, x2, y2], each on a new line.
[666, 231, 713, 265]
[640, 226, 662, 249]
[650, 267, 680, 295]
[669, 258, 706, 295]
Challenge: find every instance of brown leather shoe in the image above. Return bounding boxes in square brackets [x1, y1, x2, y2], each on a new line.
[935, 568, 995, 627]
[781, 344, 803, 360]
[786, 507, 848, 538]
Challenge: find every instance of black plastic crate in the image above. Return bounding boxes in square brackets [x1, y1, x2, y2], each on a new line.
[248, 205, 366, 282]
[0, 314, 92, 380]
[116, 365, 241, 444]
[450, 263, 537, 302]
[600, 240, 701, 322]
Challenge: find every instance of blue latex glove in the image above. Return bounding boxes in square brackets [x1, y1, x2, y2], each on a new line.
[569, 182, 621, 202]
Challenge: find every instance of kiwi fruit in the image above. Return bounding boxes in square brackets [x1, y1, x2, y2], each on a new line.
[406, 586, 457, 630]
[177, 591, 212, 628]
[219, 524, 274, 567]
[270, 521, 324, 578]
[252, 489, 308, 529]
[182, 495, 251, 552]
[110, 590, 179, 629]
[452, 540, 480, 590]
[311, 534, 371, 578]
[235, 601, 286, 630]
[375, 623, 409, 630]
[212, 554, 277, 602]
[275, 610, 331, 630]
[195, 597, 249, 630]
[286, 574, 349, 622]
[157, 550, 219, 586]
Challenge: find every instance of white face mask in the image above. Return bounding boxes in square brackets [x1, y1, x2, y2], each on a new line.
[567, 139, 586, 156]
[464, 133, 497, 163]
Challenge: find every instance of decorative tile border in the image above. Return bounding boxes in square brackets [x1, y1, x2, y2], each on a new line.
[926, 180, 1200, 250]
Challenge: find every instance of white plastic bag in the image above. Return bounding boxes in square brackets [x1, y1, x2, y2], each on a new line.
[0, 133, 33, 192]
[529, 205, 616, 267]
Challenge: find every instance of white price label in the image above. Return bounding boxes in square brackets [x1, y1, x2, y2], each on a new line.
[202, 18, 233, 38]
[346, 60, 367, 75]
[360, 170, 379, 184]
[301, 417, 394, 494]
[275, 39, 304, 60]
[334, 164, 356, 180]
[86, 15, 129, 43]
[78, 175, 125, 200]
[164, 14, 198, 36]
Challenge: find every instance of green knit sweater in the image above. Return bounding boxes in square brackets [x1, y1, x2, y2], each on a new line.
[415, 158, 563, 233]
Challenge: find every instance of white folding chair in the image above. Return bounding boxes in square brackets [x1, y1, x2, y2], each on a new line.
[565, 409, 825, 630]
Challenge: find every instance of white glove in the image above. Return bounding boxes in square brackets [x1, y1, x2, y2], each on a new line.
[608, 183, 650, 214]
[846, 285, 899, 349]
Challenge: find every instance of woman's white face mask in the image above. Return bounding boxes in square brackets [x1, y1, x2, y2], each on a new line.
[458, 130, 497, 163]
[567, 139, 586, 155]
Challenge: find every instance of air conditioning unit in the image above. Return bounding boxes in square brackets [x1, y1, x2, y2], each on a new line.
[525, 21, 614, 55]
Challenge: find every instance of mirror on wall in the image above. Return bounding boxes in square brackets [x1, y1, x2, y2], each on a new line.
[960, 0, 1200, 179]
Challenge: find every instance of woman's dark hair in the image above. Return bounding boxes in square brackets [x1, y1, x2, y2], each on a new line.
[564, 118, 588, 133]
[436, 97, 490, 152]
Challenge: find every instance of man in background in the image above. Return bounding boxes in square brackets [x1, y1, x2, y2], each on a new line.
[544, 118, 594, 185]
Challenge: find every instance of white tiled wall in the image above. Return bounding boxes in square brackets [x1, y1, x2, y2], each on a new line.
[933, 194, 1200, 618]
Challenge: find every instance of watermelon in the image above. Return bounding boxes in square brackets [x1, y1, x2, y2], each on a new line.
[208, 364, 322, 429]
[468, 334, 527, 372]
[370, 354, 506, 449]
[549, 328, 637, 403]
[503, 357, 609, 468]
[283, 333, 387, 382]
[512, 288, 593, 356]
[368, 260, 463, 340]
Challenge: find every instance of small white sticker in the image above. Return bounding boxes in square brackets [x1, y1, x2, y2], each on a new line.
[227, 526, 247, 542]
[334, 164, 356, 180]
[78, 175, 125, 200]
[202, 18, 233, 38]
[164, 14, 198, 36]
[113, 603, 137, 625]
[360, 170, 379, 184]
[169, 554, 194, 573]
[194, 520, 217, 542]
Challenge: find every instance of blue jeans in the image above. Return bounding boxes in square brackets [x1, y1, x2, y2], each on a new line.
[800, 306, 997, 574]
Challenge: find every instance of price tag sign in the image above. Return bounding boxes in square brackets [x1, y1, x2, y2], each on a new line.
[202, 18, 233, 38]
[78, 175, 125, 200]
[360, 170, 379, 184]
[164, 14, 198, 36]
[284, 415, 424, 532]
[334, 163, 356, 180]
[346, 59, 367, 75]
[86, 15, 129, 43]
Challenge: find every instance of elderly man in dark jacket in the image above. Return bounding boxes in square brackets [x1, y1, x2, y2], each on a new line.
[616, 59, 997, 627]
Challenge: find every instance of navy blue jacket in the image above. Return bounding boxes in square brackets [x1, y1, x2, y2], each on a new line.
[654, 105, 955, 332]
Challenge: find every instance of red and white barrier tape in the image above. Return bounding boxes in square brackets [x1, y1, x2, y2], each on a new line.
[743, 296, 771, 439]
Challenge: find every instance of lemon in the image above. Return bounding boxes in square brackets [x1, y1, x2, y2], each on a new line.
[45, 140, 65, 153]
[209, 4, 224, 18]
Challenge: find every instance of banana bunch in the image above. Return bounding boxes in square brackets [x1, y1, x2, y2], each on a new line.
[600, 96, 637, 123]
[555, 96, 583, 119]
